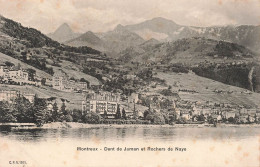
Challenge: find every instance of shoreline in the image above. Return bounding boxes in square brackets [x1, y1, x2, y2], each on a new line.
[1, 122, 260, 130]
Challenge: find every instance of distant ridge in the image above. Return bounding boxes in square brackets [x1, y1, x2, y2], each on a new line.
[65, 31, 106, 51]
[48, 23, 81, 43]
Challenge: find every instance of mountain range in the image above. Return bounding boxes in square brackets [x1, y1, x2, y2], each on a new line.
[1, 14, 260, 109]
[48, 17, 260, 57]
[1, 14, 260, 94]
[62, 24, 145, 56]
[119, 37, 256, 64]
[124, 17, 260, 53]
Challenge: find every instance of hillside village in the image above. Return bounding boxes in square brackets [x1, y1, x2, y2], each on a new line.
[1, 58, 260, 125]
[0, 15, 260, 126]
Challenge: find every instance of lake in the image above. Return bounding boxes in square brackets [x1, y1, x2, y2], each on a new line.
[0, 126, 259, 167]
[0, 126, 259, 142]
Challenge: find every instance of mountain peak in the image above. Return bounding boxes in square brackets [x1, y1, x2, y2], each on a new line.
[149, 17, 177, 25]
[48, 23, 81, 43]
[61, 22, 69, 27]
[124, 17, 180, 40]
[146, 38, 159, 43]
[114, 24, 125, 31]
[84, 31, 95, 35]
[54, 23, 73, 35]
[80, 31, 100, 39]
[141, 38, 160, 46]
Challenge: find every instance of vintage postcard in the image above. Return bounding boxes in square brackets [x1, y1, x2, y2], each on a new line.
[0, 0, 259, 166]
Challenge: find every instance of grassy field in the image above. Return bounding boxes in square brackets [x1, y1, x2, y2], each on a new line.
[0, 84, 85, 110]
[0, 52, 100, 86]
[51, 60, 100, 86]
[0, 52, 52, 79]
[155, 72, 260, 108]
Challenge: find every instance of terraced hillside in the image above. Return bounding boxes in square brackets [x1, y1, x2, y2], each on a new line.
[155, 72, 260, 108]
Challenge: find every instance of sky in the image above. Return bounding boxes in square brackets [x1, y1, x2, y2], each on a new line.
[0, 0, 259, 34]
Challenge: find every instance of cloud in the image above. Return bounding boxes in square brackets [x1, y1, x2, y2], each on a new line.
[0, 0, 259, 34]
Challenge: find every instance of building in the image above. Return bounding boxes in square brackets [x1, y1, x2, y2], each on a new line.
[52, 70, 68, 91]
[181, 111, 191, 120]
[191, 105, 201, 115]
[8, 68, 29, 81]
[52, 70, 89, 92]
[82, 92, 120, 117]
[67, 80, 88, 92]
[0, 64, 8, 77]
[128, 93, 139, 104]
[23, 93, 35, 103]
[0, 90, 35, 103]
[224, 111, 236, 119]
[0, 64, 39, 86]
[0, 90, 18, 102]
[211, 114, 222, 122]
[78, 82, 88, 91]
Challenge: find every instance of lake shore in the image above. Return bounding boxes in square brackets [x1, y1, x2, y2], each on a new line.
[1, 122, 260, 129]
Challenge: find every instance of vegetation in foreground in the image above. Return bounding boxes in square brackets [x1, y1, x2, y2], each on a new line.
[0, 96, 259, 127]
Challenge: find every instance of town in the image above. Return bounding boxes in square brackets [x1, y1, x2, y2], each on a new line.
[0, 60, 260, 127]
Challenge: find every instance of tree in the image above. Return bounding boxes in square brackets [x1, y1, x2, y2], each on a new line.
[122, 108, 126, 120]
[5, 61, 14, 67]
[41, 78, 46, 85]
[33, 96, 47, 127]
[115, 104, 121, 119]
[176, 117, 187, 124]
[145, 111, 165, 125]
[17, 63, 21, 70]
[207, 115, 215, 124]
[254, 114, 258, 123]
[153, 114, 165, 125]
[70, 77, 76, 81]
[13, 96, 34, 123]
[197, 114, 205, 121]
[133, 102, 138, 119]
[143, 110, 149, 119]
[60, 101, 72, 122]
[227, 117, 235, 123]
[65, 114, 73, 122]
[169, 111, 177, 123]
[247, 115, 250, 123]
[0, 102, 17, 123]
[162, 113, 169, 124]
[103, 110, 108, 119]
[12, 96, 26, 123]
[51, 102, 59, 122]
[189, 110, 193, 117]
[45, 110, 52, 123]
[72, 109, 83, 122]
[27, 68, 36, 81]
[61, 102, 67, 115]
[84, 112, 102, 124]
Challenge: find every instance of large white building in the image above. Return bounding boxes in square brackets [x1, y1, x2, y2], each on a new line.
[52, 70, 68, 91]
[52, 70, 88, 92]
[0, 64, 40, 86]
[0, 90, 18, 102]
[0, 90, 35, 103]
[0, 65, 28, 80]
[82, 92, 120, 117]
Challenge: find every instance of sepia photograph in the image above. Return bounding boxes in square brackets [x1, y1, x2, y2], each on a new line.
[0, 0, 259, 166]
